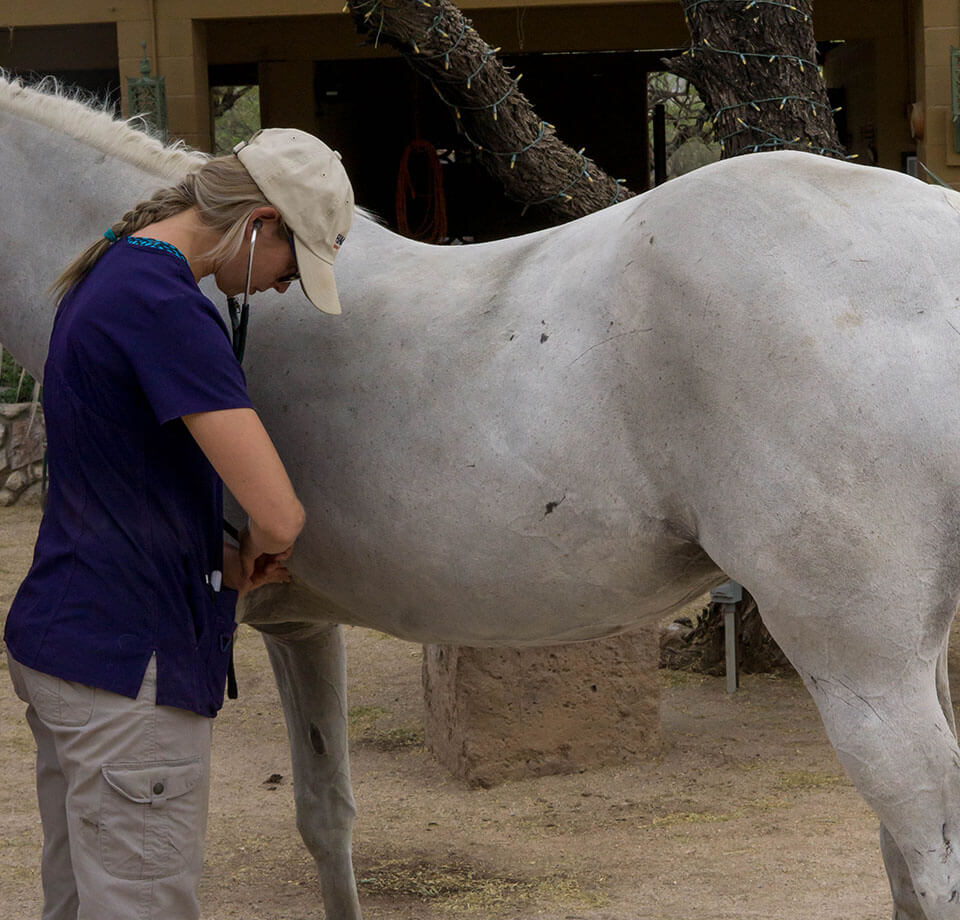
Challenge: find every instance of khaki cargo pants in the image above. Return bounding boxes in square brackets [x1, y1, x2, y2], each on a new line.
[8, 653, 212, 920]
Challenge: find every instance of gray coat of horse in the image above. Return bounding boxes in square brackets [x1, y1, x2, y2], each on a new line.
[3, 74, 960, 919]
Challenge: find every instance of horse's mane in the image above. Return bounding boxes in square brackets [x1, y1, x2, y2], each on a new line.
[0, 71, 205, 179]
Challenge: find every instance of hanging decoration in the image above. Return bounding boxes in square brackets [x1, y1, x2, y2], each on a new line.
[126, 42, 168, 142]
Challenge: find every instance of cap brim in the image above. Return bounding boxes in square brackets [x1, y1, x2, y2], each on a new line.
[293, 236, 342, 315]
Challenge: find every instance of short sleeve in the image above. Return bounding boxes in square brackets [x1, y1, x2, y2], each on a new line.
[131, 291, 253, 424]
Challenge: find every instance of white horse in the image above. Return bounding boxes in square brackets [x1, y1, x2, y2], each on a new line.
[3, 73, 960, 920]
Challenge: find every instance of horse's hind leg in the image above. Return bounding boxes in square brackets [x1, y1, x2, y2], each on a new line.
[252, 612, 362, 920]
[754, 586, 960, 920]
[879, 630, 958, 920]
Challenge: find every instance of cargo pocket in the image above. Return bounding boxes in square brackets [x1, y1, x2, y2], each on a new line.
[99, 756, 205, 880]
[25, 667, 95, 727]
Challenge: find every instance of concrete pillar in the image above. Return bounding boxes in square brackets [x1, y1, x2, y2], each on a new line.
[918, 0, 960, 180]
[159, 19, 211, 151]
[117, 16, 211, 152]
[423, 630, 660, 788]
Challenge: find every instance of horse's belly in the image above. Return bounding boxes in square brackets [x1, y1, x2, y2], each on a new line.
[290, 502, 722, 644]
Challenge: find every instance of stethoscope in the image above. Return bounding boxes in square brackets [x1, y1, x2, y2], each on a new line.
[221, 216, 262, 548]
[220, 219, 263, 702]
[225, 217, 262, 364]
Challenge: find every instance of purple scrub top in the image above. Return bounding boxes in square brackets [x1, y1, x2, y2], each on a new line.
[4, 238, 254, 717]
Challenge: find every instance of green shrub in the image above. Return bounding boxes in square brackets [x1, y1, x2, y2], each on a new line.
[0, 348, 37, 402]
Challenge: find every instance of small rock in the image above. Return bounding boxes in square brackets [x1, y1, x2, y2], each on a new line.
[0, 403, 28, 420]
[4, 469, 28, 493]
[3, 469, 30, 495]
[18, 482, 43, 505]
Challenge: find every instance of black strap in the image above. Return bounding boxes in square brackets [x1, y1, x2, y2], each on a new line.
[222, 296, 250, 702]
[227, 296, 249, 363]
[226, 653, 238, 700]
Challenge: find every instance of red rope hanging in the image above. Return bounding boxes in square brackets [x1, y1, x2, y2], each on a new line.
[396, 138, 448, 243]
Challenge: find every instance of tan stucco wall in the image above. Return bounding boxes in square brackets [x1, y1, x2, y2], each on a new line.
[0, 0, 933, 171]
[817, 0, 915, 171]
[915, 0, 960, 182]
[2, 0, 685, 150]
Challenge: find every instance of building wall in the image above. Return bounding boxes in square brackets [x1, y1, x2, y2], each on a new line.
[2, 1, 684, 152]
[817, 0, 915, 172]
[916, 0, 960, 179]
[0, 0, 939, 180]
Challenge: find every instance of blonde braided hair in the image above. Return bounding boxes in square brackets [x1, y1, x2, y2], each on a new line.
[51, 154, 286, 304]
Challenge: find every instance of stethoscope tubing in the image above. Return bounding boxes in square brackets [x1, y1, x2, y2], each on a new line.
[227, 218, 260, 364]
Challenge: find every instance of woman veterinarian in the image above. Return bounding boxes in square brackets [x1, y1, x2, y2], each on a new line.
[3, 128, 353, 920]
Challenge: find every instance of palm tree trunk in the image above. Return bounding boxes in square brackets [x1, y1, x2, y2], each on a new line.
[663, 0, 845, 159]
[346, 0, 635, 221]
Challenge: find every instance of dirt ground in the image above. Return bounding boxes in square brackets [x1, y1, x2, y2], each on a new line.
[0, 502, 909, 919]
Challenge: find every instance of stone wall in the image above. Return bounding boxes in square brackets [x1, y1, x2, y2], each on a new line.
[0, 403, 45, 506]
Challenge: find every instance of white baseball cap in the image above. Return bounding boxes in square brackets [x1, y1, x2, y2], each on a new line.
[234, 128, 354, 315]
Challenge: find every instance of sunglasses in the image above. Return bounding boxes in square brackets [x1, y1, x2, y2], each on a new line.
[279, 234, 300, 285]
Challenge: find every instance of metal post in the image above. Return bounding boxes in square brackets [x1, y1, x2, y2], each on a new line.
[722, 604, 740, 693]
[951, 47, 960, 153]
[711, 581, 743, 693]
[653, 103, 667, 186]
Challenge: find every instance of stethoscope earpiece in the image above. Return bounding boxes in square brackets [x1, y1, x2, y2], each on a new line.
[244, 219, 261, 303]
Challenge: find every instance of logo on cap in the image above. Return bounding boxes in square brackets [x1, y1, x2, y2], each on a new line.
[334, 233, 345, 251]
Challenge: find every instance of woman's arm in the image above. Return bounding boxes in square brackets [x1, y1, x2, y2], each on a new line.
[182, 407, 306, 577]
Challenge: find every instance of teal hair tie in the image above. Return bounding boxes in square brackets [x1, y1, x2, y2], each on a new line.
[103, 228, 118, 243]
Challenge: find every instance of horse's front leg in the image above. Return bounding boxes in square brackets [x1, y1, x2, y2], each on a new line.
[253, 614, 361, 920]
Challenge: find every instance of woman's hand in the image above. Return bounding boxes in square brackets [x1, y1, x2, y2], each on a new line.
[183, 407, 304, 596]
[223, 538, 293, 596]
